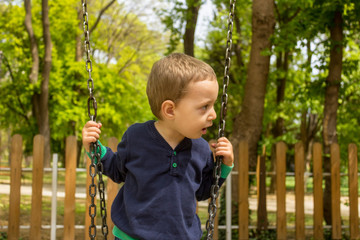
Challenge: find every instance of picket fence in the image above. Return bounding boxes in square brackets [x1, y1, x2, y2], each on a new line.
[1, 134, 360, 239]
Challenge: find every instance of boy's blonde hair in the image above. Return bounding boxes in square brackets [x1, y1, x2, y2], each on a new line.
[146, 53, 217, 119]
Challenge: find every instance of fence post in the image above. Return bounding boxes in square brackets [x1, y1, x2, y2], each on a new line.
[238, 140, 248, 240]
[276, 142, 287, 240]
[295, 142, 305, 240]
[8, 134, 22, 240]
[64, 136, 77, 239]
[30, 135, 45, 240]
[348, 144, 359, 240]
[312, 143, 323, 239]
[331, 143, 341, 239]
[51, 154, 58, 240]
[107, 137, 120, 239]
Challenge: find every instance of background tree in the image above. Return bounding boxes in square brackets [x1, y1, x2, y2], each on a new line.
[0, 0, 166, 166]
[231, 0, 275, 170]
[183, 0, 202, 56]
[322, 6, 343, 227]
[157, 0, 204, 56]
[23, 0, 52, 167]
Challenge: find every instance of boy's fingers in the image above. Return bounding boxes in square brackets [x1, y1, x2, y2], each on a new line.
[217, 137, 229, 142]
[84, 134, 99, 143]
[85, 121, 102, 128]
[84, 131, 100, 139]
[87, 126, 101, 134]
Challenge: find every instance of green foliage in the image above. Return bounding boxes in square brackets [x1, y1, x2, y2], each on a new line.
[156, 0, 187, 54]
[337, 38, 360, 163]
[0, 0, 166, 159]
[0, 232, 7, 240]
[201, 0, 252, 140]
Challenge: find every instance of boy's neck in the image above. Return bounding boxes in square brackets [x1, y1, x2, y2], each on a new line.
[154, 120, 184, 150]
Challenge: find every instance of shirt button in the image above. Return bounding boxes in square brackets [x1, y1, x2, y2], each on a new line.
[172, 163, 177, 168]
[174, 151, 177, 156]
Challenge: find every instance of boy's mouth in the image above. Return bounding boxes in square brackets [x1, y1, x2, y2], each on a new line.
[201, 128, 207, 134]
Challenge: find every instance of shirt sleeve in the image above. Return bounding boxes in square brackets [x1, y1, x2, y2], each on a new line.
[100, 131, 129, 183]
[195, 152, 230, 201]
[85, 140, 107, 161]
[220, 163, 234, 178]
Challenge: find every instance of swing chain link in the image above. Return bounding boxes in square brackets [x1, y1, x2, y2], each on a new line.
[82, 1, 108, 239]
[206, 0, 235, 239]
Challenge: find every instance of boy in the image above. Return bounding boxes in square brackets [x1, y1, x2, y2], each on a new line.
[82, 53, 234, 240]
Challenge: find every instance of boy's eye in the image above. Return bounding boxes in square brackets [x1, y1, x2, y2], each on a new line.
[202, 105, 208, 110]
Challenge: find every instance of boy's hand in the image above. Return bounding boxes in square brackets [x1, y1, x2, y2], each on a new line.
[211, 137, 234, 166]
[82, 121, 102, 152]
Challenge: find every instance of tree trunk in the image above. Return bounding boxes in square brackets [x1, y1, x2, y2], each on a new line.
[38, 0, 52, 167]
[323, 10, 343, 226]
[269, 51, 288, 193]
[24, 0, 52, 167]
[232, 0, 275, 170]
[230, 0, 275, 202]
[183, 0, 201, 56]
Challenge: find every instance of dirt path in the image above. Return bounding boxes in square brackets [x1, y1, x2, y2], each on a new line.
[1, 183, 357, 217]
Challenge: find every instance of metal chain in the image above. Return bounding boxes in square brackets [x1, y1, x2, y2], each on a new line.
[82, 1, 108, 239]
[206, 1, 236, 239]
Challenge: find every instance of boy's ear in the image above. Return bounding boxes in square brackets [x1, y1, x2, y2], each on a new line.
[161, 100, 176, 119]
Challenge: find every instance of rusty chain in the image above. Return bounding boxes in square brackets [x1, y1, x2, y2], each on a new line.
[82, 1, 108, 239]
[205, 0, 236, 239]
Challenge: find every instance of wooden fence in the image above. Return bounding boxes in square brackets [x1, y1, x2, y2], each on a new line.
[237, 141, 360, 240]
[1, 135, 360, 239]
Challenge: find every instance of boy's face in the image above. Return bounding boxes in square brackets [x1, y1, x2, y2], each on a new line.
[173, 79, 218, 139]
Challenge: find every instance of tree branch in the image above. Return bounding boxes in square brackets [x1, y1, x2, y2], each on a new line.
[5, 103, 31, 127]
[24, 0, 39, 84]
[287, 7, 301, 23]
[90, 0, 116, 33]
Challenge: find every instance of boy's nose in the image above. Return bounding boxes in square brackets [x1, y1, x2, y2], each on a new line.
[209, 107, 217, 120]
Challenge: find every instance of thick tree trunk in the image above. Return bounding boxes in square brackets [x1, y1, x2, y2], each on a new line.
[323, 10, 343, 226]
[231, 0, 275, 201]
[232, 0, 275, 169]
[183, 0, 201, 56]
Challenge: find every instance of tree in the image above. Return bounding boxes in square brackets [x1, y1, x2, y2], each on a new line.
[0, 0, 166, 167]
[322, 7, 343, 226]
[231, 0, 275, 169]
[24, 0, 52, 167]
[183, 0, 202, 56]
[269, 1, 302, 193]
[157, 0, 204, 56]
[75, 0, 116, 62]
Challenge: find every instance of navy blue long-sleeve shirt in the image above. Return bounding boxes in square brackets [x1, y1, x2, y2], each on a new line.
[100, 120, 227, 239]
